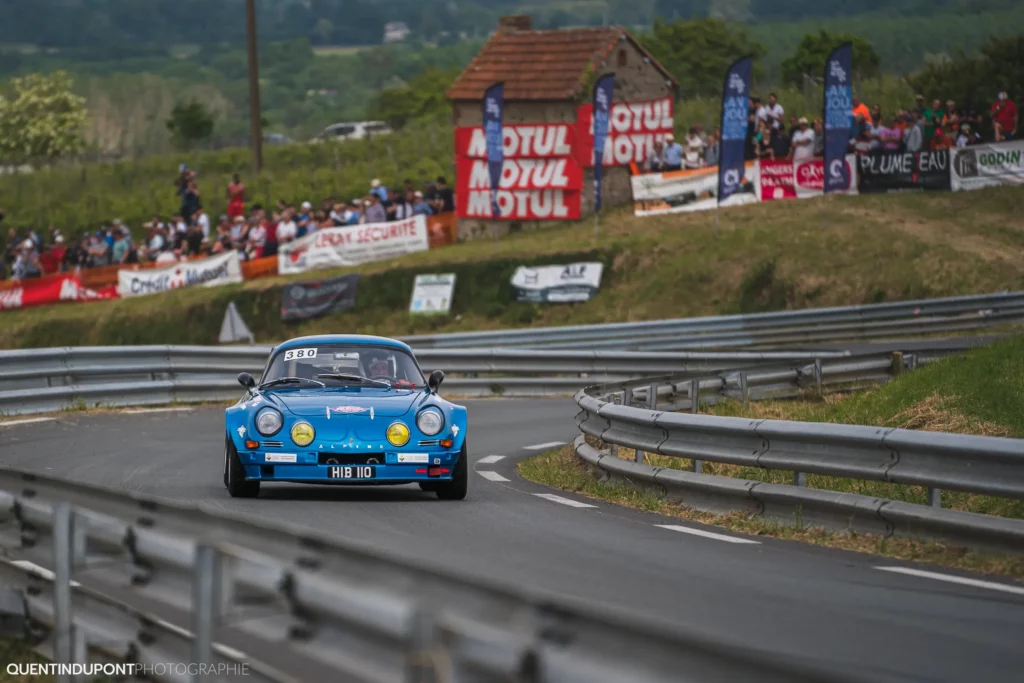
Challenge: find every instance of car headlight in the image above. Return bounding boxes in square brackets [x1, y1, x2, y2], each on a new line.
[291, 422, 315, 447]
[416, 408, 444, 436]
[255, 409, 283, 436]
[386, 422, 411, 447]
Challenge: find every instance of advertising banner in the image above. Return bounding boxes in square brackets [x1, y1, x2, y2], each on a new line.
[858, 150, 950, 193]
[760, 156, 858, 201]
[592, 73, 615, 212]
[631, 163, 759, 216]
[455, 157, 583, 191]
[410, 273, 456, 314]
[0, 275, 116, 310]
[454, 124, 575, 159]
[719, 56, 754, 205]
[823, 43, 854, 194]
[280, 274, 359, 322]
[118, 251, 242, 297]
[577, 96, 675, 167]
[483, 82, 504, 218]
[278, 215, 429, 276]
[951, 140, 1024, 191]
[511, 263, 603, 303]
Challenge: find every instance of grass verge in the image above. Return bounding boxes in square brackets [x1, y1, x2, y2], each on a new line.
[0, 638, 53, 682]
[518, 446, 1024, 580]
[4, 186, 1024, 349]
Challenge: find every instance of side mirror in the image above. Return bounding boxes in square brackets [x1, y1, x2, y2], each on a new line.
[427, 370, 445, 394]
[237, 372, 256, 389]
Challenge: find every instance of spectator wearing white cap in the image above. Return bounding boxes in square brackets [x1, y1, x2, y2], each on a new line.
[662, 133, 684, 171]
[296, 201, 312, 238]
[370, 179, 389, 203]
[344, 200, 362, 225]
[412, 191, 433, 216]
[276, 208, 298, 244]
[790, 117, 815, 162]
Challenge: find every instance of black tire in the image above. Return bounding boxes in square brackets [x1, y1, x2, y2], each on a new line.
[436, 442, 468, 501]
[418, 482, 439, 492]
[224, 439, 260, 498]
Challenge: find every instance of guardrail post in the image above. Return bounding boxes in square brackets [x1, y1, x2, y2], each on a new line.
[623, 387, 633, 407]
[910, 353, 919, 371]
[793, 472, 806, 487]
[689, 379, 699, 414]
[739, 372, 749, 407]
[191, 545, 219, 682]
[648, 383, 657, 410]
[813, 359, 823, 396]
[891, 351, 904, 377]
[53, 503, 78, 683]
[927, 488, 941, 508]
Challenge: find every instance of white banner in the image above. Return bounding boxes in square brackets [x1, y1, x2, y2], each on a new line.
[511, 263, 603, 303]
[118, 251, 242, 297]
[951, 141, 1024, 191]
[631, 162, 760, 217]
[410, 273, 456, 314]
[279, 215, 429, 276]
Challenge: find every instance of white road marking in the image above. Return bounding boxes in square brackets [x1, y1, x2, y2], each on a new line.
[10, 560, 82, 587]
[533, 493, 597, 508]
[523, 442, 565, 451]
[876, 566, 1024, 596]
[655, 525, 762, 545]
[122, 407, 194, 414]
[476, 471, 510, 482]
[0, 417, 56, 428]
[477, 455, 506, 465]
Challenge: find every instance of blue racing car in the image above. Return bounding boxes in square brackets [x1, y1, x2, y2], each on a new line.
[224, 334, 467, 500]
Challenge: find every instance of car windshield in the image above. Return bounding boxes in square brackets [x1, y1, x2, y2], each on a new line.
[261, 344, 424, 389]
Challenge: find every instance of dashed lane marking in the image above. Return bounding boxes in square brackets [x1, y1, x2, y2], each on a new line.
[533, 493, 597, 508]
[523, 442, 565, 451]
[476, 471, 510, 482]
[0, 417, 56, 428]
[876, 566, 1024, 596]
[477, 455, 506, 465]
[122, 407, 195, 414]
[655, 524, 762, 545]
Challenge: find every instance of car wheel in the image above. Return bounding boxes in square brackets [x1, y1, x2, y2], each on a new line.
[436, 442, 468, 501]
[225, 440, 260, 499]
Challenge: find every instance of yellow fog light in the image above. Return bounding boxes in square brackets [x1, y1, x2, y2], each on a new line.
[386, 422, 410, 447]
[291, 422, 315, 447]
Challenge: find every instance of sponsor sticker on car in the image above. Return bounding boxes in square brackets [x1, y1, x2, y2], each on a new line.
[397, 453, 429, 463]
[265, 453, 297, 463]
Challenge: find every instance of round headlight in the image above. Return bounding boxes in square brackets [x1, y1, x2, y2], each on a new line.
[291, 422, 315, 447]
[256, 409, 283, 436]
[416, 409, 444, 436]
[386, 422, 411, 447]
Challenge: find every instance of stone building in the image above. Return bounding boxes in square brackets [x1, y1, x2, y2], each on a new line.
[446, 15, 677, 239]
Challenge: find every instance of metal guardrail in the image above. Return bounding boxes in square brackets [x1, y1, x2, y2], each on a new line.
[574, 373, 1024, 554]
[404, 290, 1024, 350]
[0, 345, 864, 416]
[0, 468, 868, 683]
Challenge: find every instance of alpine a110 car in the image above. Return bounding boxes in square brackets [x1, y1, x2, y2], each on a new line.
[224, 334, 467, 500]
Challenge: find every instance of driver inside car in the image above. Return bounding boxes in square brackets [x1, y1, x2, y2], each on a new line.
[365, 352, 393, 380]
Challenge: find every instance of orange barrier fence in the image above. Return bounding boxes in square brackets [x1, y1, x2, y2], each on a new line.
[1, 212, 458, 294]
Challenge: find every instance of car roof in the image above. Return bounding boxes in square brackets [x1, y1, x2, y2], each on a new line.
[274, 334, 414, 355]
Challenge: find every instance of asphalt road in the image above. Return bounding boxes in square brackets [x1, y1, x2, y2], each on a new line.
[3, 401, 1024, 682]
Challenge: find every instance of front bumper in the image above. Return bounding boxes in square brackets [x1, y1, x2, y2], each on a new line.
[239, 449, 457, 482]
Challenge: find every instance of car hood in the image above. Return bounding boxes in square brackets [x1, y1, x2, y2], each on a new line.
[266, 388, 424, 418]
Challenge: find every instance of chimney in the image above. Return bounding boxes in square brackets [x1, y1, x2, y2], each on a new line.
[497, 15, 532, 34]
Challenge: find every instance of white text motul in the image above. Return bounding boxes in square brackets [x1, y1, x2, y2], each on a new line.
[589, 133, 670, 166]
[583, 97, 674, 134]
[467, 159, 575, 190]
[463, 125, 573, 158]
[465, 190, 572, 219]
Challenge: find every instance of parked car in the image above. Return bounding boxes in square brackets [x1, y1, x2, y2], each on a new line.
[310, 121, 393, 143]
[263, 132, 293, 145]
[224, 334, 468, 500]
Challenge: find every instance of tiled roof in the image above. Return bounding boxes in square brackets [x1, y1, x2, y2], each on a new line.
[446, 25, 674, 102]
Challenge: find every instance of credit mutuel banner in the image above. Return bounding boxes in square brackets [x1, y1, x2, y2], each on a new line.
[118, 251, 242, 297]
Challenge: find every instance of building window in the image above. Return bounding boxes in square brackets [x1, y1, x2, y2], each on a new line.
[617, 49, 627, 67]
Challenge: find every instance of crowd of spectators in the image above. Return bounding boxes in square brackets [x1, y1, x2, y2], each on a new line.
[643, 89, 1019, 172]
[0, 168, 457, 282]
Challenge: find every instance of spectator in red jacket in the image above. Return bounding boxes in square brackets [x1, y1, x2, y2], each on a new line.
[991, 91, 1019, 141]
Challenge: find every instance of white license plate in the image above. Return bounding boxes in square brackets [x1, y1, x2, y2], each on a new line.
[327, 465, 376, 480]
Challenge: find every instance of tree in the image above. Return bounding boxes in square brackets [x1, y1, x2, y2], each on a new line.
[166, 99, 216, 150]
[313, 18, 334, 45]
[638, 18, 766, 98]
[0, 71, 87, 164]
[781, 31, 881, 87]
[369, 67, 459, 129]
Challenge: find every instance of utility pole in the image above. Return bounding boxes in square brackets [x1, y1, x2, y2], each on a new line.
[245, 0, 263, 173]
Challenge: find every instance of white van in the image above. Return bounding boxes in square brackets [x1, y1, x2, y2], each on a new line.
[312, 121, 393, 143]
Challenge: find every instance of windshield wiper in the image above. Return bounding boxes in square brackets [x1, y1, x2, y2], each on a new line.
[260, 377, 326, 389]
[317, 373, 391, 388]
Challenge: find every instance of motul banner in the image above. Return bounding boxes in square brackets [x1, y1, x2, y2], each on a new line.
[456, 152, 584, 220]
[0, 275, 117, 311]
[760, 156, 858, 201]
[456, 157, 583, 191]
[458, 189, 581, 220]
[577, 96, 675, 167]
[454, 124, 576, 159]
[278, 215, 429, 275]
